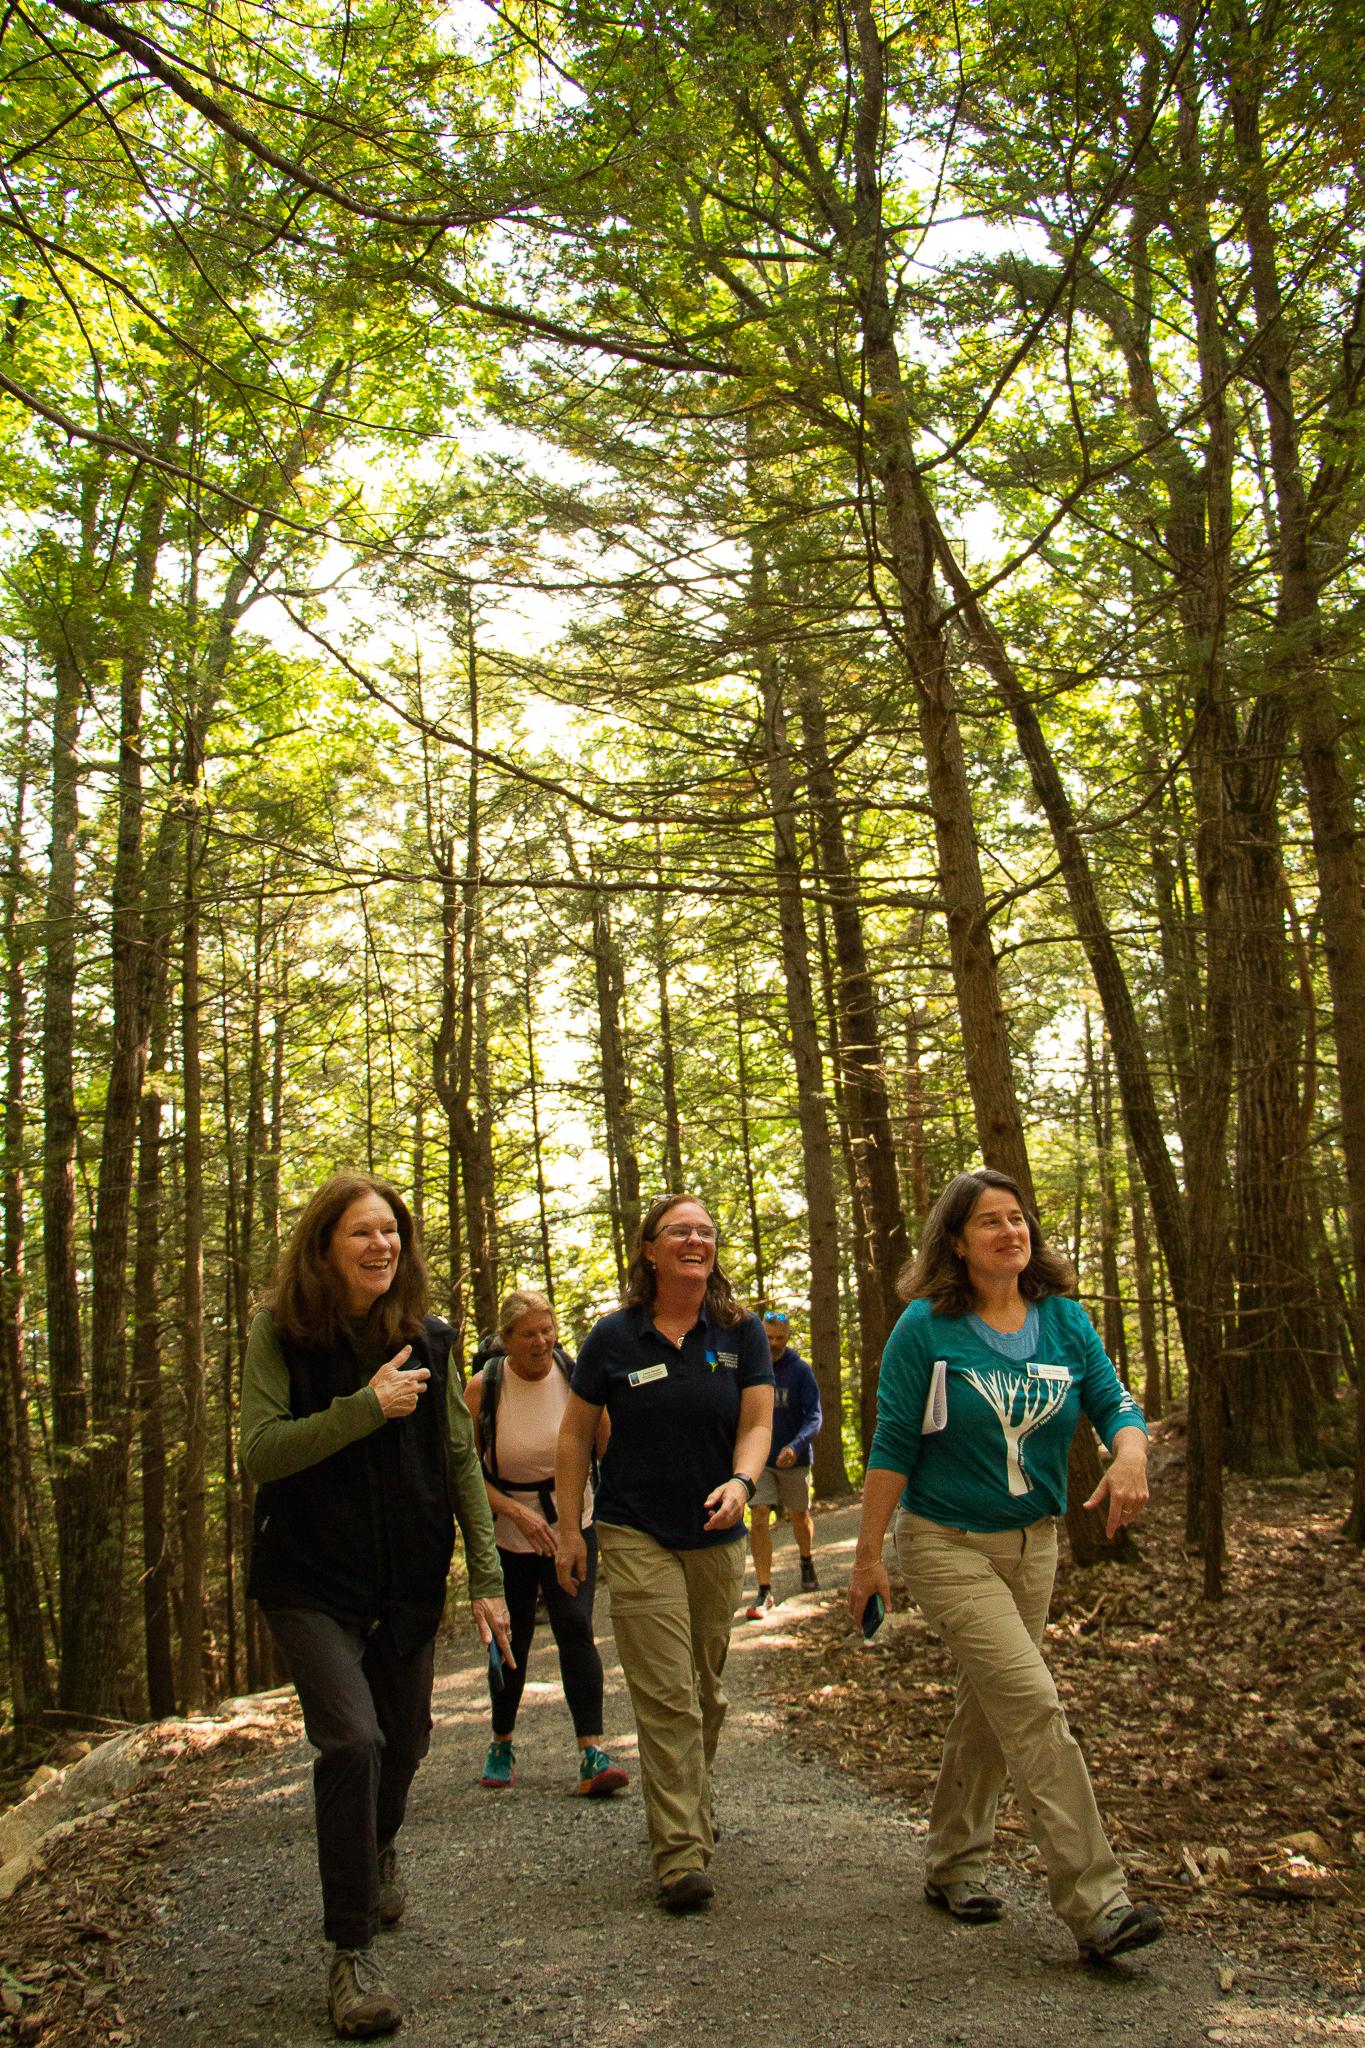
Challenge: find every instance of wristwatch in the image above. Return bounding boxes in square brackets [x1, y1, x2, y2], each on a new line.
[731, 1473, 757, 1501]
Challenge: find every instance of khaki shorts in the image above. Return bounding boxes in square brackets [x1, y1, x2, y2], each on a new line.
[752, 1463, 812, 1513]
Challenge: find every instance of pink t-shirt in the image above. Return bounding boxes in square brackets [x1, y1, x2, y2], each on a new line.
[491, 1363, 594, 1554]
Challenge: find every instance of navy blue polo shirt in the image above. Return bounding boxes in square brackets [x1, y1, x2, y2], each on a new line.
[572, 1303, 773, 1550]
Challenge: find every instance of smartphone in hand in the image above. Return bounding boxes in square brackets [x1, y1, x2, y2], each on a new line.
[861, 1591, 886, 1640]
[487, 1636, 505, 1695]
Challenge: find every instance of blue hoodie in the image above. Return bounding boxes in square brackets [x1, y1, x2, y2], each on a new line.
[766, 1349, 822, 1468]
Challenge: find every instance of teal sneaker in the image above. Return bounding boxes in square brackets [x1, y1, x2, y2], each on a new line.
[577, 1744, 629, 1797]
[480, 1738, 515, 1789]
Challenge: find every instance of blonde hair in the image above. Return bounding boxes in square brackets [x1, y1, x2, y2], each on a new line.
[497, 1288, 556, 1339]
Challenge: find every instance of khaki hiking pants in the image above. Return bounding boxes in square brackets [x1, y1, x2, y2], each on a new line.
[894, 1510, 1127, 1937]
[596, 1521, 744, 1885]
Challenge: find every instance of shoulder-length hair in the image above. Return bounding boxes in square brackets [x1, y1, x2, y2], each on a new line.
[622, 1193, 745, 1329]
[498, 1288, 555, 1339]
[262, 1171, 429, 1350]
[898, 1168, 1075, 1318]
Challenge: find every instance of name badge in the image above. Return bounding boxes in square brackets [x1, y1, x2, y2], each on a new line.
[1027, 1362, 1071, 1383]
[628, 1364, 669, 1388]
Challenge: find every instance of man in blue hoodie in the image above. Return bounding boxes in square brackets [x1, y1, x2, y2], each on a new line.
[745, 1311, 823, 1617]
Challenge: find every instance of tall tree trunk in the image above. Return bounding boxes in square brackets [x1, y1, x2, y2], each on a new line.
[753, 542, 849, 1496]
[178, 795, 207, 1711]
[66, 472, 170, 1715]
[732, 984, 767, 1305]
[847, 0, 1032, 1196]
[432, 610, 498, 1345]
[1225, 759, 1317, 1473]
[589, 885, 642, 1267]
[523, 952, 556, 1305]
[1222, 14, 1365, 1535]
[795, 660, 907, 1364]
[0, 692, 53, 1732]
[807, 822, 882, 1454]
[43, 627, 92, 1714]
[652, 841, 685, 1193]
[1124, 1132, 1164, 1424]
[134, 1009, 175, 1720]
[1084, 1016, 1128, 1381]
[902, 1007, 932, 1228]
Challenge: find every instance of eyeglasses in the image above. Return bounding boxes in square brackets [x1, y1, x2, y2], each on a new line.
[655, 1223, 718, 1244]
[762, 1312, 788, 1324]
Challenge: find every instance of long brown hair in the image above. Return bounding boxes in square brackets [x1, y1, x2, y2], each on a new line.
[898, 1168, 1075, 1317]
[623, 1193, 745, 1329]
[262, 1171, 430, 1349]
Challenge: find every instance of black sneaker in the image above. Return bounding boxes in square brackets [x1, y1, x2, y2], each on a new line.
[799, 1557, 819, 1591]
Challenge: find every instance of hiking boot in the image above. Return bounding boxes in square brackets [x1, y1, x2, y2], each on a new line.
[799, 1556, 819, 1591]
[377, 1843, 405, 1927]
[480, 1737, 515, 1788]
[924, 1878, 1004, 1924]
[577, 1744, 629, 1797]
[744, 1588, 773, 1620]
[657, 1869, 714, 1913]
[328, 1946, 402, 2039]
[1078, 1900, 1165, 1964]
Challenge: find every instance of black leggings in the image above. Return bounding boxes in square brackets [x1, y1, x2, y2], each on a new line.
[490, 1526, 604, 1740]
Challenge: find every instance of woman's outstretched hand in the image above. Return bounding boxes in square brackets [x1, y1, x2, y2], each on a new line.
[1083, 1435, 1150, 1538]
[369, 1347, 429, 1417]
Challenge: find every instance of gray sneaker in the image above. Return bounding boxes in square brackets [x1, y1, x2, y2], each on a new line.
[1078, 1900, 1165, 1964]
[328, 1946, 403, 2038]
[377, 1844, 405, 1927]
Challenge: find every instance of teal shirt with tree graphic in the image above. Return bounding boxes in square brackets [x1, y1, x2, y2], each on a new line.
[867, 1294, 1147, 1532]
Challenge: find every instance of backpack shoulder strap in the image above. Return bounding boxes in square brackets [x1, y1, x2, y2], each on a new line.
[477, 1353, 504, 1482]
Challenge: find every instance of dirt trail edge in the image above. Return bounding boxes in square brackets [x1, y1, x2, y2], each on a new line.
[116, 1509, 1342, 2048]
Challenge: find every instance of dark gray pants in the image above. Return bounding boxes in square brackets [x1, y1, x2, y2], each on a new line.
[264, 1607, 435, 1948]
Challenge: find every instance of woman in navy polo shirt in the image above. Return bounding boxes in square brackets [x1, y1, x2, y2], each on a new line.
[554, 1194, 774, 1912]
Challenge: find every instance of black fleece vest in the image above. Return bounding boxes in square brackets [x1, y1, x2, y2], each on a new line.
[247, 1316, 456, 1653]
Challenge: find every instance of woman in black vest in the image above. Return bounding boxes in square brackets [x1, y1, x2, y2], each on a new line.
[241, 1172, 510, 2042]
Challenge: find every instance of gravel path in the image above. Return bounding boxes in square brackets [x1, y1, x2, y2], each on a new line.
[116, 1509, 1342, 2047]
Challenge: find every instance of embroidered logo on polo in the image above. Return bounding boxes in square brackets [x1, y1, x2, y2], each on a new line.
[706, 1349, 739, 1372]
[628, 1364, 669, 1387]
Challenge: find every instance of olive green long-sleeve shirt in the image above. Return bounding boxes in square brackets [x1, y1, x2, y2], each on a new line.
[239, 1311, 504, 1602]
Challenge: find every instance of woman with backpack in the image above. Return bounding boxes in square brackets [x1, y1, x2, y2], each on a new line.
[466, 1289, 629, 1799]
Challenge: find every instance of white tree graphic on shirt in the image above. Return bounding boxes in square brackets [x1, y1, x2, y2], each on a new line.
[961, 1368, 1070, 1496]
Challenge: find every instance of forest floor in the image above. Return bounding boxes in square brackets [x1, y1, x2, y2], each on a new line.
[1, 1448, 1362, 2048]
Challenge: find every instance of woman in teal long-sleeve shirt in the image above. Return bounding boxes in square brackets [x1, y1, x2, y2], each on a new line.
[848, 1168, 1164, 1966]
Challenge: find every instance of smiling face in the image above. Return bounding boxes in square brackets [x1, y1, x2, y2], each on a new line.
[326, 1192, 402, 1318]
[644, 1198, 718, 1295]
[504, 1308, 558, 1379]
[952, 1186, 1033, 1298]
